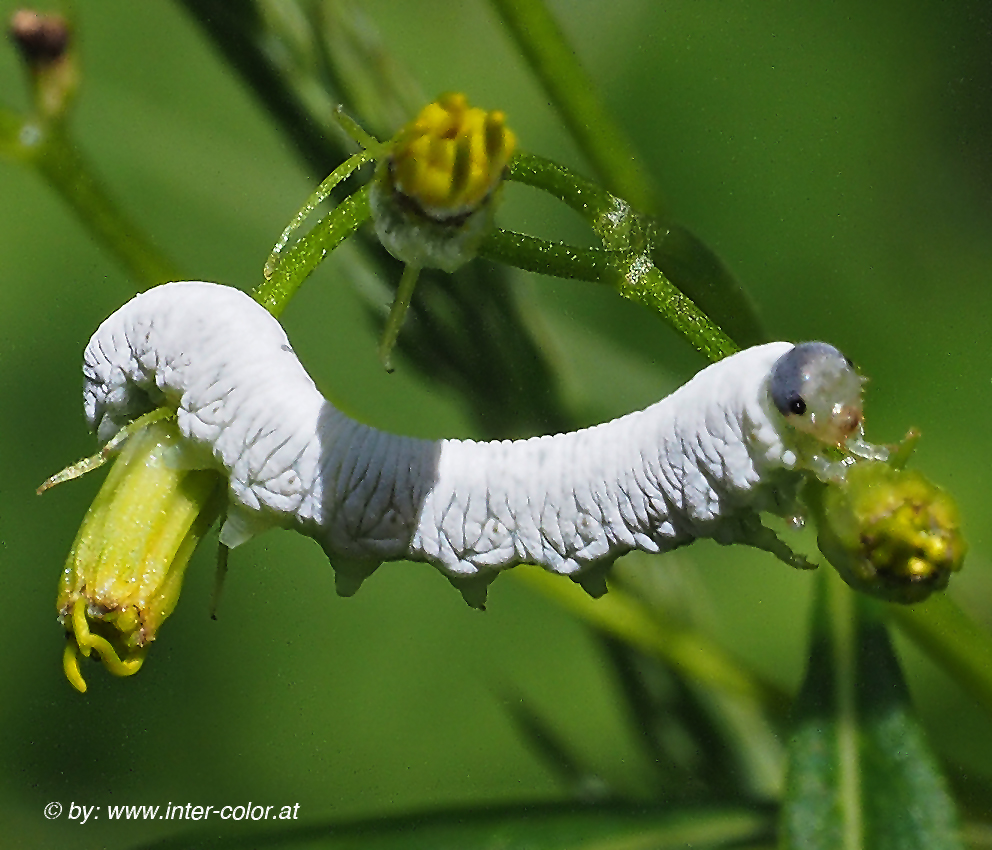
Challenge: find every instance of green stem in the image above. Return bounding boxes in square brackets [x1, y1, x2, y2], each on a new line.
[2, 114, 181, 287]
[264, 148, 377, 279]
[489, 0, 658, 212]
[253, 183, 372, 318]
[377, 262, 421, 373]
[621, 265, 738, 362]
[479, 228, 619, 282]
[507, 153, 738, 362]
[508, 151, 620, 231]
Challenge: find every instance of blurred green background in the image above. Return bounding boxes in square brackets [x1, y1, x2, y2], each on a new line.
[2, 1, 991, 847]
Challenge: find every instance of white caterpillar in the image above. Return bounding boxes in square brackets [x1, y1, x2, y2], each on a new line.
[83, 281, 878, 606]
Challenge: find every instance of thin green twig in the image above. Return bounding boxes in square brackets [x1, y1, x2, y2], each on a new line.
[508, 151, 620, 231]
[507, 152, 738, 361]
[479, 228, 619, 282]
[619, 264, 739, 361]
[253, 184, 371, 318]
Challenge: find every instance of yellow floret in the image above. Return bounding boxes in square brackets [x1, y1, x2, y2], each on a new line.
[390, 92, 516, 216]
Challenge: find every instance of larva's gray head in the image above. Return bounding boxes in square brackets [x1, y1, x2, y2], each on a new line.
[769, 342, 865, 446]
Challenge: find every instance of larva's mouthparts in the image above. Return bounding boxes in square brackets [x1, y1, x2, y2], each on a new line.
[767, 340, 894, 483]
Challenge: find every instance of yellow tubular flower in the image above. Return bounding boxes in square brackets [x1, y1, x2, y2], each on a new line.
[56, 416, 223, 692]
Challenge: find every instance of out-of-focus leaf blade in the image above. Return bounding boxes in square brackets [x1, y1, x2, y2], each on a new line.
[131, 802, 773, 850]
[501, 691, 612, 800]
[489, 0, 658, 212]
[781, 574, 963, 850]
[880, 594, 992, 722]
[0, 107, 29, 160]
[602, 635, 783, 803]
[858, 617, 961, 849]
[515, 565, 789, 713]
[177, 0, 347, 175]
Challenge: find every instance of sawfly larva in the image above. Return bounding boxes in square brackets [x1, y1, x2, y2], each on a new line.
[82, 281, 883, 607]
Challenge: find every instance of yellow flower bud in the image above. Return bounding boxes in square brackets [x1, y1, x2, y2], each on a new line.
[813, 461, 965, 604]
[369, 93, 516, 271]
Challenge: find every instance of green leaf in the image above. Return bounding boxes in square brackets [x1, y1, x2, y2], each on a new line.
[601, 637, 784, 803]
[781, 573, 963, 850]
[514, 565, 788, 713]
[130, 802, 772, 850]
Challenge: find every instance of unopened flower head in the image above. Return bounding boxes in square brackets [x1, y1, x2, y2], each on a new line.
[369, 92, 516, 271]
[9, 9, 77, 121]
[814, 460, 965, 603]
[56, 415, 223, 692]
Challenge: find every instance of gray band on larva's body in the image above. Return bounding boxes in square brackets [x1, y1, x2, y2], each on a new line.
[83, 281, 801, 600]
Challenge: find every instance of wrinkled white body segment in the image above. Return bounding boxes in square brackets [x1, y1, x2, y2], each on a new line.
[83, 281, 802, 600]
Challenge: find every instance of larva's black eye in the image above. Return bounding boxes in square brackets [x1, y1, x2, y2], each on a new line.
[770, 344, 820, 418]
[769, 341, 866, 444]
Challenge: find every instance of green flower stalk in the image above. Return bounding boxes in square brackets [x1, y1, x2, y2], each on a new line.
[811, 460, 965, 604]
[56, 416, 224, 693]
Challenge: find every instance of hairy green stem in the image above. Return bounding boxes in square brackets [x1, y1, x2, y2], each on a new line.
[479, 229, 619, 282]
[264, 148, 377, 280]
[618, 264, 738, 361]
[508, 151, 619, 230]
[253, 184, 371, 318]
[489, 0, 658, 212]
[507, 152, 738, 361]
